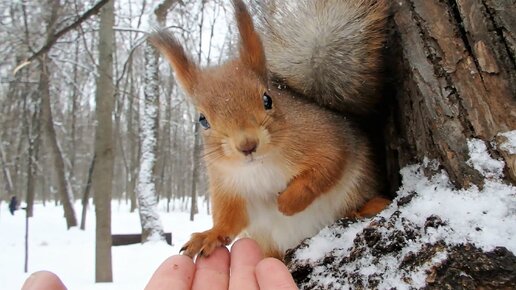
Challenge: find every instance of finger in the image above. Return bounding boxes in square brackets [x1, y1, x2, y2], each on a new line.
[21, 271, 67, 290]
[229, 238, 263, 290]
[192, 246, 230, 290]
[256, 258, 298, 290]
[144, 255, 195, 290]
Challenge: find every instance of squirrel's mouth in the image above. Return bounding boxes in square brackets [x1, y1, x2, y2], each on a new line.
[243, 153, 265, 164]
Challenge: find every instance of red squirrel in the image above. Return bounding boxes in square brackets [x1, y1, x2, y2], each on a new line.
[150, 0, 390, 259]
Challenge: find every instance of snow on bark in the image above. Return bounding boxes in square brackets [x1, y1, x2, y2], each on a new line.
[498, 130, 516, 155]
[467, 138, 505, 179]
[286, 156, 516, 289]
[136, 42, 165, 242]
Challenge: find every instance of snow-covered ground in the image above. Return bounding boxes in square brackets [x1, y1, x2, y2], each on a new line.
[0, 199, 212, 290]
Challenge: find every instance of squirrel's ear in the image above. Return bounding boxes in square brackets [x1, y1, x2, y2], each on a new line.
[148, 31, 198, 95]
[232, 0, 267, 82]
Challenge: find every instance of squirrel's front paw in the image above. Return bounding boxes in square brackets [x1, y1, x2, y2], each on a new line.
[180, 229, 232, 258]
[277, 183, 316, 216]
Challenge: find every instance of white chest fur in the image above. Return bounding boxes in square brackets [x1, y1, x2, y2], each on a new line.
[219, 155, 290, 201]
[217, 155, 364, 254]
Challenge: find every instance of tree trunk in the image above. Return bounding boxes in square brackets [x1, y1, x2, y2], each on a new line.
[190, 122, 200, 222]
[92, 0, 115, 282]
[385, 0, 516, 190]
[25, 104, 41, 218]
[137, 42, 165, 242]
[34, 0, 78, 228]
[127, 61, 138, 213]
[0, 140, 14, 198]
[80, 154, 95, 230]
[39, 57, 78, 229]
[188, 0, 206, 222]
[136, 0, 176, 242]
[69, 39, 80, 191]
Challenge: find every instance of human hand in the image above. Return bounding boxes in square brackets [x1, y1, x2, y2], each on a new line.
[145, 238, 298, 290]
[21, 238, 298, 290]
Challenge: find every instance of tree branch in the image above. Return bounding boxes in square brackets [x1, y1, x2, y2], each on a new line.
[13, 0, 110, 75]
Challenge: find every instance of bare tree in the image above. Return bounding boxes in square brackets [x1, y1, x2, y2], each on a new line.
[38, 0, 78, 229]
[0, 0, 228, 220]
[92, 0, 115, 282]
[136, 0, 177, 242]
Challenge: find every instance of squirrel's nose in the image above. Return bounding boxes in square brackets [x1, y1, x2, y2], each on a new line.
[237, 139, 258, 156]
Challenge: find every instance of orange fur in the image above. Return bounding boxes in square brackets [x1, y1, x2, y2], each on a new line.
[148, 32, 198, 95]
[181, 188, 248, 258]
[353, 197, 391, 218]
[233, 0, 267, 82]
[278, 154, 347, 215]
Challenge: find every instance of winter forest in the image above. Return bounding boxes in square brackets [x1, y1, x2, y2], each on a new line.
[0, 0, 229, 221]
[1, 0, 230, 287]
[1, 0, 516, 289]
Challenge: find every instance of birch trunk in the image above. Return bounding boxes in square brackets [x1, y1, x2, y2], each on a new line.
[136, 0, 176, 242]
[137, 42, 165, 242]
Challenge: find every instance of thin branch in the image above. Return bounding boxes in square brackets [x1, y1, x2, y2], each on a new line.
[13, 0, 110, 75]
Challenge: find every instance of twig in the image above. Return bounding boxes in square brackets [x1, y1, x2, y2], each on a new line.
[13, 0, 110, 75]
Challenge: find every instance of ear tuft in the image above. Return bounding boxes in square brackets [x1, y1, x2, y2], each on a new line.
[148, 31, 198, 95]
[232, 0, 267, 82]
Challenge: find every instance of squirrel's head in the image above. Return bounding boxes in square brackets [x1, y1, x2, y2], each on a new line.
[150, 0, 282, 165]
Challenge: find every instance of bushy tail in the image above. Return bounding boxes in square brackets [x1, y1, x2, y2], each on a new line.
[256, 0, 389, 114]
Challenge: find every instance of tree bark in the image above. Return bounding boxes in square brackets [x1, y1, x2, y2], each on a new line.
[80, 154, 95, 230]
[34, 0, 78, 228]
[92, 0, 115, 282]
[0, 140, 14, 198]
[39, 56, 78, 228]
[127, 60, 138, 213]
[25, 104, 41, 218]
[385, 0, 516, 190]
[137, 42, 165, 242]
[190, 122, 200, 222]
[136, 0, 176, 242]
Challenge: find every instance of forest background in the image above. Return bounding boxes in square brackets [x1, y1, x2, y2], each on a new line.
[1, 0, 233, 283]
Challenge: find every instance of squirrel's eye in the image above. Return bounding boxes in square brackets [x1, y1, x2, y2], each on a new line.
[263, 93, 273, 110]
[199, 113, 210, 130]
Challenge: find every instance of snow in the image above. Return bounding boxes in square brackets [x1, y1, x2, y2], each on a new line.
[467, 138, 505, 179]
[393, 166, 515, 252]
[293, 145, 515, 289]
[0, 200, 212, 290]
[498, 130, 516, 154]
[295, 221, 368, 261]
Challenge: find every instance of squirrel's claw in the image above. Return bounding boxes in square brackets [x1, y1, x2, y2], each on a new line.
[179, 230, 231, 258]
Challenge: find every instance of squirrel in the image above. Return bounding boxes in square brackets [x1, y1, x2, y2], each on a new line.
[150, 0, 390, 259]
